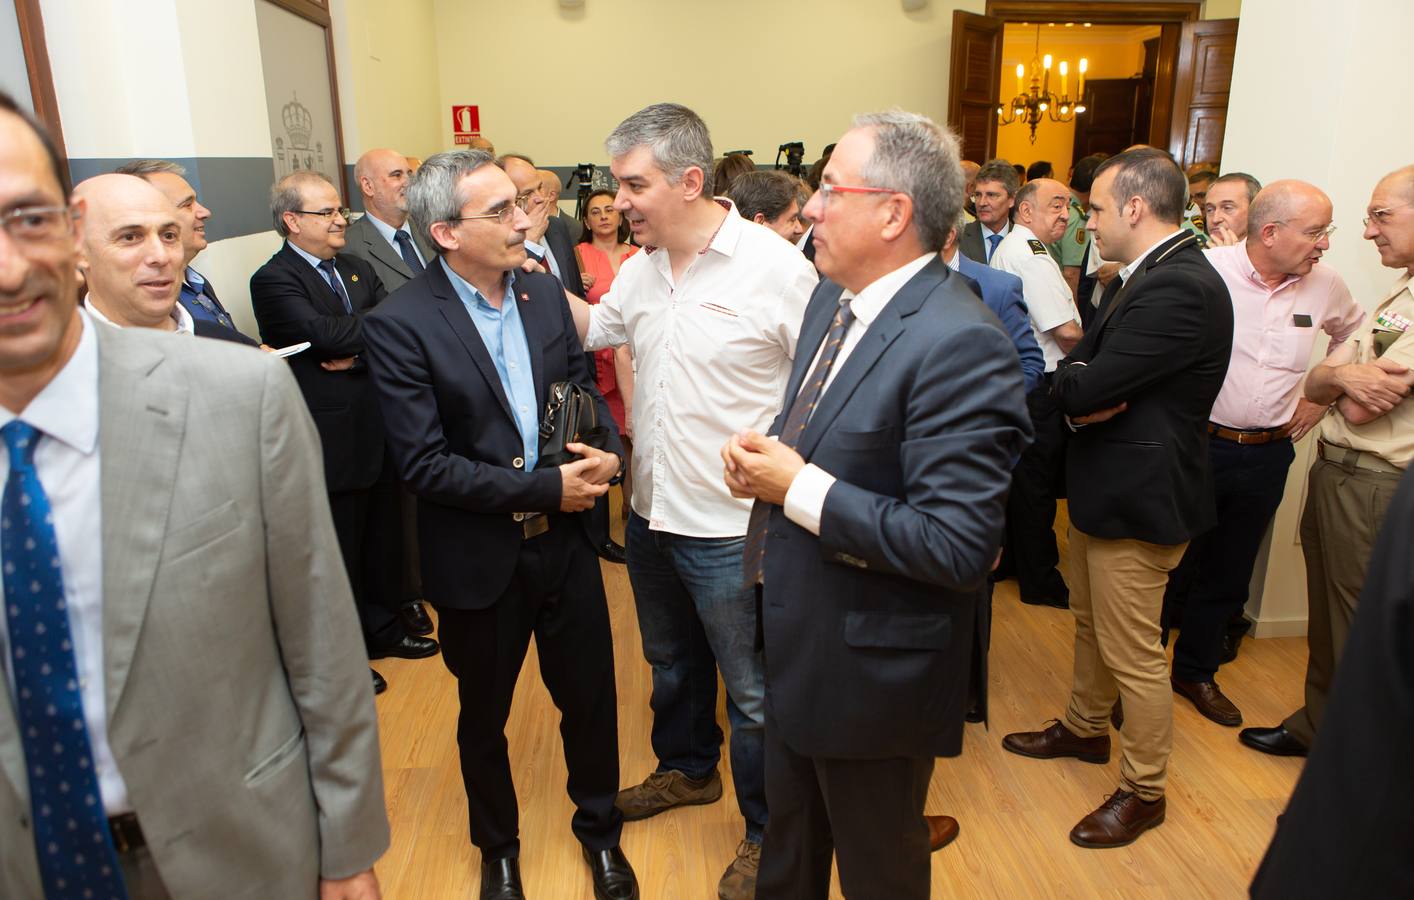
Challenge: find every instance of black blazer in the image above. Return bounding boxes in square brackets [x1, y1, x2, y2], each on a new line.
[543, 216, 586, 299]
[250, 243, 389, 493]
[759, 258, 1032, 760]
[361, 260, 622, 610]
[194, 318, 259, 346]
[1051, 232, 1233, 545]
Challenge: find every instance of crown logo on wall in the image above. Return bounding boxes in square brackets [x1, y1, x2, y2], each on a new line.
[282, 93, 314, 150]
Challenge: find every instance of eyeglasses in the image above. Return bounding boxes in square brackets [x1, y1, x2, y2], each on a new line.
[1, 205, 75, 245]
[514, 190, 542, 211]
[1275, 222, 1337, 242]
[817, 183, 901, 209]
[294, 207, 351, 221]
[450, 203, 520, 226]
[1363, 204, 1411, 227]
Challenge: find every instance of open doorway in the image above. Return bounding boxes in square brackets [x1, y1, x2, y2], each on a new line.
[948, 1, 1237, 171]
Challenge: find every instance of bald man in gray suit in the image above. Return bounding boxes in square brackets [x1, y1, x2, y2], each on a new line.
[0, 95, 387, 900]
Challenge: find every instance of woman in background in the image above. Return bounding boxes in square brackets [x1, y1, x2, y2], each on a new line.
[576, 189, 638, 516]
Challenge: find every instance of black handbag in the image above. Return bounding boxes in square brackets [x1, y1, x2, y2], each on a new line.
[538, 381, 611, 468]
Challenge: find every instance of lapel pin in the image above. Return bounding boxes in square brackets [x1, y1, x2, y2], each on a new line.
[351, 274, 359, 282]
[519, 292, 529, 302]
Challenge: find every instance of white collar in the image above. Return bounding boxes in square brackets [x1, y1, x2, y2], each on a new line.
[840, 254, 934, 328]
[85, 294, 194, 335]
[980, 219, 1011, 240]
[1119, 230, 1189, 283]
[0, 307, 99, 454]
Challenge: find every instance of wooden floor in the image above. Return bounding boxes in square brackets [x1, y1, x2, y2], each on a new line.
[371, 501, 1308, 899]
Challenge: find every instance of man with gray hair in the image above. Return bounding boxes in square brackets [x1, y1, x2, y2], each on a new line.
[564, 102, 817, 899]
[720, 109, 1030, 897]
[362, 151, 637, 900]
[959, 158, 1018, 263]
[1203, 172, 1263, 247]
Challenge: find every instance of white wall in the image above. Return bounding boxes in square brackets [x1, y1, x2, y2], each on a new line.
[1220, 0, 1414, 635]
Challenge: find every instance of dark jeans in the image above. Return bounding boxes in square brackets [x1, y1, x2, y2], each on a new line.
[625, 513, 767, 842]
[1001, 381, 1069, 603]
[436, 522, 623, 859]
[1167, 436, 1295, 682]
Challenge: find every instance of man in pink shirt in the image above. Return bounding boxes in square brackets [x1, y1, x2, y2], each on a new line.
[1165, 180, 1363, 726]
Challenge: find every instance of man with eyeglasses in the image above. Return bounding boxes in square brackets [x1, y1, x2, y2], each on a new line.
[361, 150, 637, 900]
[251, 171, 438, 697]
[0, 92, 389, 900]
[958, 159, 1018, 264]
[1242, 165, 1414, 759]
[1161, 181, 1363, 730]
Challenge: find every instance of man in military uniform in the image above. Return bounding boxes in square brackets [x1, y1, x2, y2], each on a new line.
[1052, 155, 1105, 305]
[1241, 165, 1414, 758]
[992, 178, 1083, 609]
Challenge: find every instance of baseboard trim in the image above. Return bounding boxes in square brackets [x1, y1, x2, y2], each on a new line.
[1249, 615, 1308, 639]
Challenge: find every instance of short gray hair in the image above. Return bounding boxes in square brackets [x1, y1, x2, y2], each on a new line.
[975, 159, 1020, 197]
[950, 208, 968, 246]
[1014, 180, 1043, 214]
[270, 171, 334, 236]
[605, 103, 715, 195]
[114, 159, 186, 178]
[1096, 148, 1187, 224]
[853, 109, 964, 252]
[1213, 172, 1262, 204]
[406, 150, 496, 255]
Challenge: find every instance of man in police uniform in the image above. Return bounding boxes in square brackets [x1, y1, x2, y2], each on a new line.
[992, 178, 1083, 608]
[1241, 165, 1414, 758]
[1052, 155, 1105, 305]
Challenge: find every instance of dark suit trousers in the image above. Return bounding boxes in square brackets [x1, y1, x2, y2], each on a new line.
[435, 520, 623, 859]
[1001, 380, 1070, 603]
[756, 703, 933, 900]
[1166, 437, 1294, 682]
[328, 454, 405, 647]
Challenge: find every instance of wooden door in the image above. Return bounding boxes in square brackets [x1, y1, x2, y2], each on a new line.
[1167, 18, 1238, 168]
[1071, 78, 1144, 161]
[947, 11, 1004, 163]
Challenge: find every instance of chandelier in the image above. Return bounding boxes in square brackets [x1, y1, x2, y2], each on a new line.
[998, 25, 1088, 144]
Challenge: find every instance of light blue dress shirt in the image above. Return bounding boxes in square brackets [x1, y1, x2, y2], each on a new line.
[440, 258, 540, 470]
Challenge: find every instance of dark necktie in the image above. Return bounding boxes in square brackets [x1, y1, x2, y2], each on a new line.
[986, 232, 1003, 262]
[741, 298, 856, 585]
[318, 258, 353, 313]
[2, 421, 130, 899]
[393, 230, 424, 275]
[181, 281, 234, 330]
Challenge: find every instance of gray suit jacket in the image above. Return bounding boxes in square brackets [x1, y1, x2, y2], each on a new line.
[958, 220, 988, 265]
[0, 323, 389, 898]
[344, 212, 434, 294]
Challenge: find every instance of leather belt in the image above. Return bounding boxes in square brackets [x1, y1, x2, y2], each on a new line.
[1317, 440, 1403, 475]
[1208, 422, 1286, 445]
[511, 512, 550, 540]
[108, 812, 146, 854]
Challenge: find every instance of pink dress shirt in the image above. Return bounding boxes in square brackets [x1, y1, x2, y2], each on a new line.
[1205, 244, 1365, 429]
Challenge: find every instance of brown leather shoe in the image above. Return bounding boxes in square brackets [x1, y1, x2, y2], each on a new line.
[926, 815, 959, 852]
[1002, 720, 1110, 764]
[1172, 677, 1242, 726]
[1070, 789, 1166, 848]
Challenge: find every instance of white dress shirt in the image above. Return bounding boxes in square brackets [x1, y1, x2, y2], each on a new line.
[584, 200, 819, 537]
[980, 220, 1011, 261]
[1119, 229, 1190, 283]
[990, 222, 1080, 372]
[86, 294, 194, 335]
[0, 309, 132, 815]
[362, 210, 426, 268]
[782, 253, 934, 535]
[525, 236, 562, 281]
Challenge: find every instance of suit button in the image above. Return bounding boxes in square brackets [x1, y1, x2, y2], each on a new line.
[19, 814, 28, 829]
[513, 456, 524, 469]
[512, 512, 525, 522]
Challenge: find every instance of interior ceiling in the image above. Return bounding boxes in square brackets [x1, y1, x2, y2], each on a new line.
[1002, 21, 1163, 49]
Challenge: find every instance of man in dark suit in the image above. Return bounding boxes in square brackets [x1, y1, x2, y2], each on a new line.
[1003, 148, 1233, 849]
[251, 172, 437, 695]
[344, 147, 437, 638]
[723, 111, 1031, 899]
[958, 159, 1018, 264]
[362, 150, 638, 900]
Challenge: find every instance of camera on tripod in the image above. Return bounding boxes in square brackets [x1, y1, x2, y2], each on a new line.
[566, 163, 603, 219]
[775, 141, 806, 177]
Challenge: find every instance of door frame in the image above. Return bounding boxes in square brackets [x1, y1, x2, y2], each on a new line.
[982, 0, 1201, 152]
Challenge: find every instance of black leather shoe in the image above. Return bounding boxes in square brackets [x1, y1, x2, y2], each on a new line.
[1238, 725, 1308, 757]
[369, 634, 440, 660]
[480, 857, 524, 900]
[371, 670, 387, 695]
[400, 600, 434, 636]
[964, 702, 985, 723]
[597, 541, 628, 565]
[1220, 630, 1243, 664]
[583, 845, 639, 900]
[1020, 594, 1070, 609]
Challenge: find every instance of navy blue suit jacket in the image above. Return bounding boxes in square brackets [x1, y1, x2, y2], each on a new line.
[361, 260, 622, 610]
[759, 257, 1032, 759]
[955, 252, 1045, 393]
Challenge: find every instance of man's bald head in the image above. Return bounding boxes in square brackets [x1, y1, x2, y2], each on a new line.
[1247, 180, 1332, 234]
[1246, 180, 1334, 278]
[1365, 165, 1414, 272]
[538, 169, 561, 204]
[73, 174, 184, 329]
[355, 148, 413, 223]
[467, 136, 495, 155]
[1014, 177, 1072, 243]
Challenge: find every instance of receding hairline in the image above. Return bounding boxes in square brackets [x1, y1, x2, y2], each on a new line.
[74, 174, 181, 241]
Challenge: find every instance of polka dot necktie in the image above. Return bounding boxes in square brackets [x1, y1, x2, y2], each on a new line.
[2, 421, 129, 899]
[741, 298, 855, 586]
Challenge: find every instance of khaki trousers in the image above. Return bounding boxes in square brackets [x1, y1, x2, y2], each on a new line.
[1064, 527, 1187, 801]
[1282, 456, 1401, 745]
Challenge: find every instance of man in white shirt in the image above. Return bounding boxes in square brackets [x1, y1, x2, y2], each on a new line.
[566, 102, 818, 899]
[990, 177, 1083, 609]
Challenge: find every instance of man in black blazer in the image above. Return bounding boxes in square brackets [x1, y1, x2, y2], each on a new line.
[1003, 148, 1233, 849]
[344, 147, 438, 637]
[250, 171, 437, 695]
[362, 150, 639, 900]
[723, 112, 1031, 899]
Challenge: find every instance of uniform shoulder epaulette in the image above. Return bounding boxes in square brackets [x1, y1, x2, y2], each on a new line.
[1027, 238, 1048, 255]
[1194, 232, 1210, 249]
